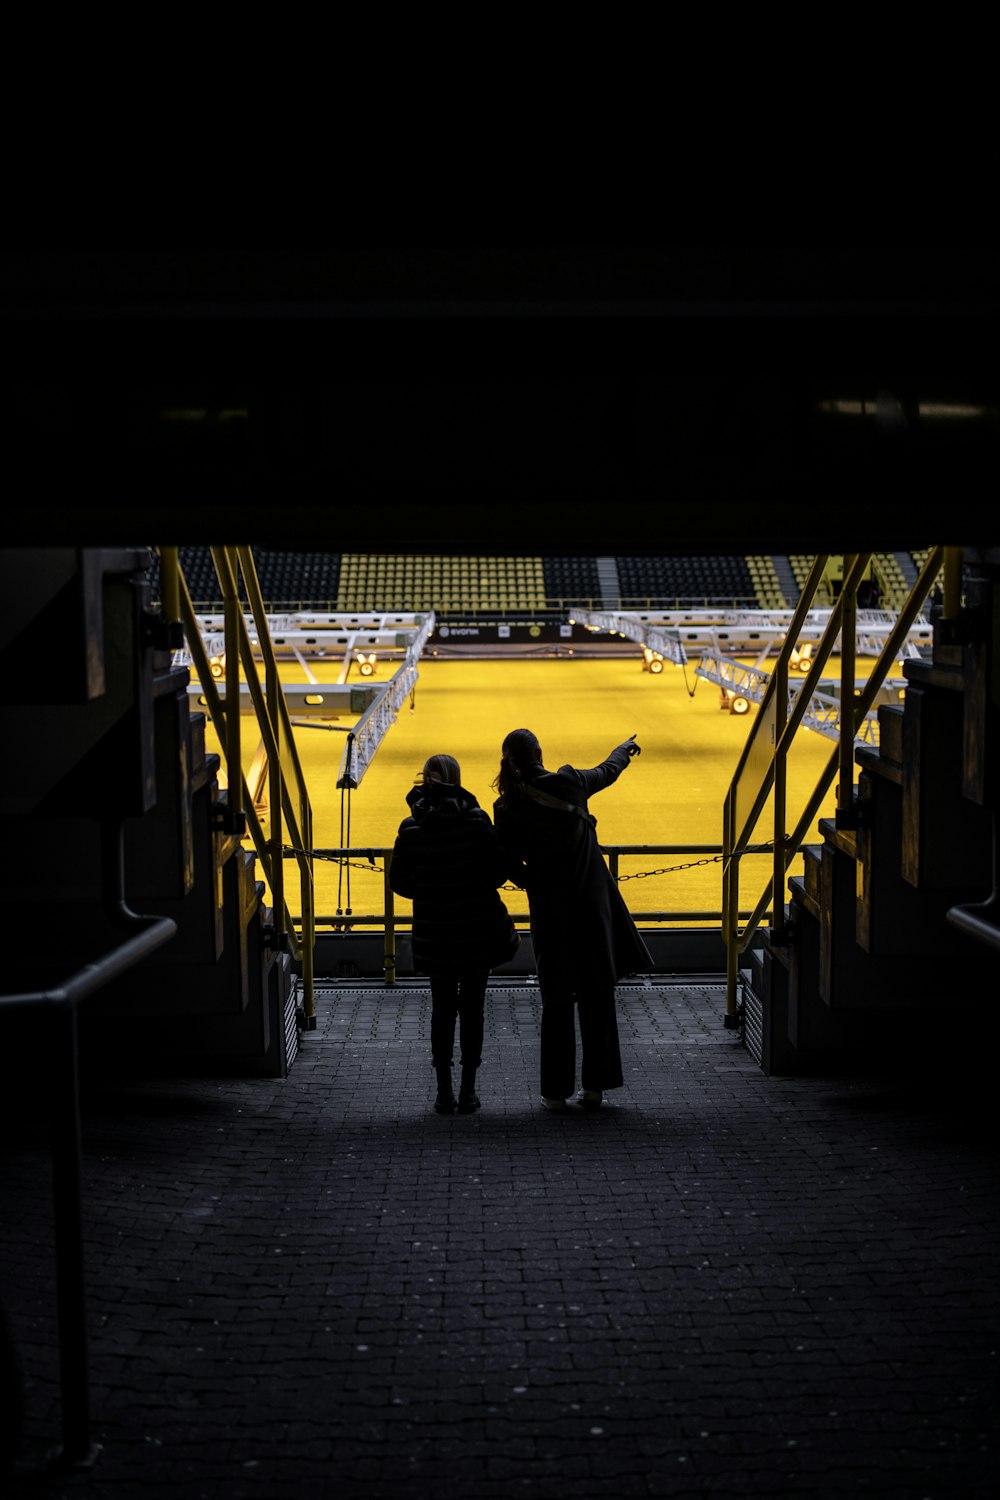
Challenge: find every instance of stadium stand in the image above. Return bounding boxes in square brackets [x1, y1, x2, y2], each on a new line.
[874, 553, 909, 610]
[335, 555, 546, 613]
[149, 548, 342, 609]
[789, 553, 831, 604]
[786, 552, 932, 612]
[149, 549, 944, 617]
[615, 553, 756, 605]
[746, 554, 788, 608]
[540, 556, 602, 605]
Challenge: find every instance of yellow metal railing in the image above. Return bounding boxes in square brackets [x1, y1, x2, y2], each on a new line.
[161, 545, 317, 1026]
[298, 842, 776, 985]
[722, 546, 947, 1025]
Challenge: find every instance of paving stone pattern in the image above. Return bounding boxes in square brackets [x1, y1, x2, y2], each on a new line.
[1, 981, 999, 1499]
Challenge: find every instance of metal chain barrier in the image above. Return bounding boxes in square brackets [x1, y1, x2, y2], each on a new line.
[615, 843, 775, 880]
[284, 848, 385, 873]
[283, 843, 776, 882]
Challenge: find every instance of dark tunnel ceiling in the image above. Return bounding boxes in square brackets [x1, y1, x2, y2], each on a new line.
[1, 248, 998, 555]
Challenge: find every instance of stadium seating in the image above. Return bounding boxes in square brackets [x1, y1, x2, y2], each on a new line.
[541, 557, 602, 603]
[334, 555, 547, 613]
[745, 555, 787, 609]
[148, 548, 342, 608]
[147, 550, 940, 616]
[615, 554, 756, 605]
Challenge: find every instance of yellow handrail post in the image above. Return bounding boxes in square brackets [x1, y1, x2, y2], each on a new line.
[234, 546, 316, 1029]
[384, 854, 397, 987]
[159, 546, 181, 625]
[262, 569, 285, 941]
[837, 554, 860, 820]
[726, 547, 942, 1025]
[300, 798, 315, 1026]
[785, 546, 946, 855]
[771, 648, 789, 945]
[214, 547, 243, 821]
[174, 549, 321, 1043]
[177, 567, 273, 892]
[723, 555, 830, 990]
[723, 789, 740, 1025]
[943, 546, 963, 619]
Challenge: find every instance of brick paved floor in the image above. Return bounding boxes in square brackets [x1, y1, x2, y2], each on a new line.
[1, 980, 998, 1499]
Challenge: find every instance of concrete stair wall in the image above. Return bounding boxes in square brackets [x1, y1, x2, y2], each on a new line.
[0, 551, 293, 1079]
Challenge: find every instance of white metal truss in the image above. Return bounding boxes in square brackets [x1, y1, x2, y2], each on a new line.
[569, 606, 933, 662]
[187, 680, 379, 716]
[337, 613, 436, 786]
[337, 660, 419, 788]
[693, 652, 908, 747]
[568, 608, 689, 665]
[177, 612, 436, 787]
[172, 611, 435, 671]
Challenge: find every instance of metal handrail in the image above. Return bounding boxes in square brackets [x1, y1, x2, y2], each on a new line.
[290, 842, 778, 983]
[1, 915, 177, 1472]
[947, 808, 1000, 952]
[170, 547, 317, 1027]
[234, 546, 316, 1023]
[722, 548, 946, 1024]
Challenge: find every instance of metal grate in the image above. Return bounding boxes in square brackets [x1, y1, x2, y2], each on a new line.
[741, 977, 764, 1067]
[309, 981, 735, 1047]
[284, 984, 300, 1072]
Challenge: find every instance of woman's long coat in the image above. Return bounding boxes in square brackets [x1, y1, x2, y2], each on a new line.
[389, 782, 515, 976]
[493, 740, 652, 990]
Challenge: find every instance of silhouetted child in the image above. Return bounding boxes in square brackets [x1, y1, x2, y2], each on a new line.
[389, 754, 517, 1114]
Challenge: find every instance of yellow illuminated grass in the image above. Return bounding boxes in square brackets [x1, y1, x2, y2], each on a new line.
[199, 653, 864, 931]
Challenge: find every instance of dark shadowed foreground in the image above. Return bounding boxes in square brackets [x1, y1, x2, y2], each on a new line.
[2, 981, 998, 1500]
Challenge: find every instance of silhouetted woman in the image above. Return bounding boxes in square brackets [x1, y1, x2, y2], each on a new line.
[389, 754, 518, 1115]
[493, 729, 651, 1111]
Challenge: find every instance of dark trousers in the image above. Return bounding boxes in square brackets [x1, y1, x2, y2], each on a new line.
[539, 980, 624, 1099]
[429, 971, 488, 1072]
